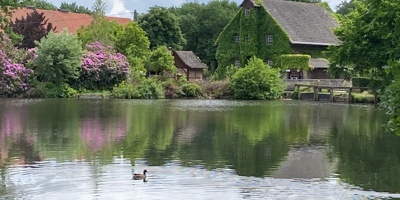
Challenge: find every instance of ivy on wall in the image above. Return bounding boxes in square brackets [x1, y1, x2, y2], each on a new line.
[215, 2, 292, 70]
[274, 54, 311, 70]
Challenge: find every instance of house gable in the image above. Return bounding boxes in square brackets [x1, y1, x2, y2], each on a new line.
[215, 0, 291, 68]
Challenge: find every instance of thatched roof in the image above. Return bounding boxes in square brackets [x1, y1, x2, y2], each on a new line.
[261, 0, 340, 46]
[309, 58, 329, 69]
[174, 51, 207, 69]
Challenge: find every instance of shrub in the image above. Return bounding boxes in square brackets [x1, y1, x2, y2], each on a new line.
[161, 78, 182, 98]
[213, 64, 238, 80]
[181, 82, 203, 98]
[230, 56, 284, 100]
[79, 42, 130, 90]
[34, 30, 83, 84]
[0, 49, 34, 97]
[112, 78, 165, 99]
[197, 80, 231, 99]
[27, 82, 78, 98]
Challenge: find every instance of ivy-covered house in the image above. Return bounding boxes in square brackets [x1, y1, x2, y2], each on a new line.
[215, 0, 341, 80]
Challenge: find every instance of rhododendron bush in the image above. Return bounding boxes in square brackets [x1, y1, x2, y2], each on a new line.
[0, 35, 34, 97]
[0, 49, 33, 97]
[80, 42, 130, 90]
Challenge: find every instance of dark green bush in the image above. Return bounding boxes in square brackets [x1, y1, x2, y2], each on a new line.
[231, 56, 284, 100]
[27, 82, 78, 98]
[352, 77, 371, 87]
[181, 82, 203, 98]
[112, 78, 165, 99]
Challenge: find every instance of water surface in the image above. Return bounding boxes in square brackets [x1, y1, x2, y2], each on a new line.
[0, 99, 399, 199]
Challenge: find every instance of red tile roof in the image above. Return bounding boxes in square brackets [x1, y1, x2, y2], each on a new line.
[11, 7, 131, 34]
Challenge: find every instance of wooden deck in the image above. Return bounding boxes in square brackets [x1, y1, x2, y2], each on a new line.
[294, 84, 374, 104]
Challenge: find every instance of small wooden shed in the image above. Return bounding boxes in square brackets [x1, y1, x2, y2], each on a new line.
[171, 50, 207, 81]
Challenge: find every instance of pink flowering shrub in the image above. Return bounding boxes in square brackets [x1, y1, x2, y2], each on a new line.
[79, 42, 130, 90]
[0, 49, 34, 97]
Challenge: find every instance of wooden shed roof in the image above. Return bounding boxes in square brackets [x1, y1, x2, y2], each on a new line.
[174, 51, 207, 69]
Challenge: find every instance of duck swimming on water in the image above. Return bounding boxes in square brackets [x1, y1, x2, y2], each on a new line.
[132, 169, 147, 180]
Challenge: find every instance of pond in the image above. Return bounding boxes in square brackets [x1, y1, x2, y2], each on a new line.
[0, 98, 400, 199]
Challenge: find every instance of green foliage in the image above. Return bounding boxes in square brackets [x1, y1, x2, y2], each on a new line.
[275, 54, 311, 70]
[230, 56, 284, 100]
[172, 1, 239, 69]
[139, 6, 186, 50]
[145, 46, 176, 75]
[336, 0, 355, 15]
[115, 22, 151, 67]
[28, 82, 78, 98]
[215, 5, 291, 71]
[20, 0, 56, 10]
[181, 82, 203, 98]
[352, 77, 371, 87]
[213, 64, 238, 80]
[60, 2, 93, 14]
[325, 0, 399, 86]
[34, 30, 83, 84]
[112, 78, 165, 99]
[77, 17, 123, 47]
[0, 1, 21, 41]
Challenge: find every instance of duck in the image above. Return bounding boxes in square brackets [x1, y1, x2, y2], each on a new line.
[132, 169, 147, 180]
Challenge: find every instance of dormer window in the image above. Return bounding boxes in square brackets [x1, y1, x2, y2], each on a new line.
[245, 8, 250, 16]
[234, 35, 240, 43]
[266, 34, 273, 44]
[245, 35, 250, 42]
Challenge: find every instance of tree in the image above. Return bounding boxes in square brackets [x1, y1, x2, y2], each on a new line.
[139, 6, 186, 50]
[60, 2, 93, 14]
[325, 0, 399, 85]
[336, 0, 356, 15]
[34, 30, 83, 84]
[325, 0, 400, 130]
[115, 22, 151, 68]
[144, 46, 176, 75]
[230, 56, 284, 100]
[0, 1, 22, 43]
[20, 0, 57, 10]
[92, 0, 106, 17]
[77, 19, 123, 47]
[172, 0, 239, 70]
[11, 10, 55, 49]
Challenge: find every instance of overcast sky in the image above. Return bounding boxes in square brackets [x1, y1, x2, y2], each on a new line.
[46, 0, 343, 19]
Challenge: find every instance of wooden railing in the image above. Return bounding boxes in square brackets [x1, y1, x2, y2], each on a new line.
[283, 79, 349, 91]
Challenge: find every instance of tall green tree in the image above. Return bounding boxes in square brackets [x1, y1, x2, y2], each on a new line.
[172, 0, 239, 70]
[326, 0, 400, 130]
[76, 0, 120, 47]
[11, 10, 55, 49]
[139, 6, 186, 50]
[34, 30, 83, 84]
[336, 0, 356, 15]
[115, 22, 151, 69]
[60, 2, 93, 14]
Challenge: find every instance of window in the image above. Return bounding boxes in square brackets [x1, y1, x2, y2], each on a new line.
[245, 8, 250, 16]
[245, 35, 250, 42]
[266, 34, 273, 44]
[234, 35, 240, 43]
[234, 60, 240, 67]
